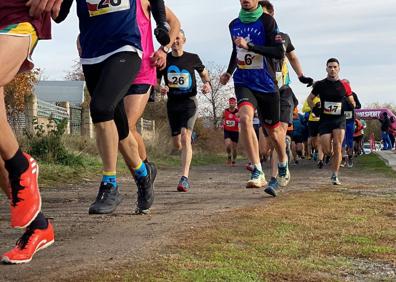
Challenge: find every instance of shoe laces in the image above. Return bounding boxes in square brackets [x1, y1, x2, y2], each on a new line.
[97, 183, 113, 202]
[16, 228, 35, 250]
[251, 168, 261, 180]
[269, 177, 277, 186]
[10, 177, 24, 207]
[278, 166, 287, 177]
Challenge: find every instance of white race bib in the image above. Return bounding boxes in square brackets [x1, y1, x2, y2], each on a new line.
[167, 73, 190, 89]
[86, 0, 130, 17]
[344, 111, 353, 119]
[276, 72, 283, 88]
[226, 120, 235, 127]
[237, 48, 263, 70]
[323, 101, 342, 116]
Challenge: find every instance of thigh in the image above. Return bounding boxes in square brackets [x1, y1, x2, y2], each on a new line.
[279, 87, 293, 124]
[183, 97, 198, 131]
[256, 91, 280, 127]
[167, 101, 182, 136]
[124, 86, 151, 126]
[235, 86, 258, 110]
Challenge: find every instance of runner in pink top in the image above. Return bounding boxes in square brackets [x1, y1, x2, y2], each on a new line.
[123, 0, 180, 212]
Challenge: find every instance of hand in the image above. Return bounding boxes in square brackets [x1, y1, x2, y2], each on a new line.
[312, 102, 321, 117]
[201, 82, 211, 94]
[154, 23, 170, 46]
[234, 37, 249, 50]
[160, 86, 169, 96]
[298, 75, 314, 87]
[220, 73, 231, 85]
[26, 0, 63, 19]
[150, 48, 167, 70]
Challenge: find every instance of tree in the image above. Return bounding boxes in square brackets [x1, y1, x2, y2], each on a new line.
[197, 63, 234, 128]
[4, 69, 40, 131]
[65, 59, 84, 81]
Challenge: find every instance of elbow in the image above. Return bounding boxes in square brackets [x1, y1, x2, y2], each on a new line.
[274, 47, 285, 60]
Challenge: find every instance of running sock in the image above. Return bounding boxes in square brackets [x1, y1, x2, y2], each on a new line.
[254, 163, 263, 172]
[102, 171, 117, 188]
[278, 162, 288, 168]
[4, 148, 29, 179]
[28, 212, 48, 230]
[133, 162, 148, 180]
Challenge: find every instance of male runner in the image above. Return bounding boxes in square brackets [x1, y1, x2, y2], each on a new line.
[308, 58, 356, 185]
[0, 0, 60, 264]
[258, 0, 313, 196]
[342, 79, 361, 168]
[222, 97, 240, 166]
[56, 0, 169, 214]
[220, 0, 286, 189]
[157, 29, 211, 192]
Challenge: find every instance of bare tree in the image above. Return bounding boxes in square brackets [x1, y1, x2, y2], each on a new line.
[197, 63, 235, 128]
[65, 59, 84, 81]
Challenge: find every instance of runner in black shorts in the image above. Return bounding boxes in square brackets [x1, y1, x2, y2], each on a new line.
[307, 58, 356, 185]
[223, 98, 240, 166]
[157, 29, 211, 192]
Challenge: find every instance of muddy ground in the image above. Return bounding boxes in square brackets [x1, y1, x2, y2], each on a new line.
[0, 160, 395, 281]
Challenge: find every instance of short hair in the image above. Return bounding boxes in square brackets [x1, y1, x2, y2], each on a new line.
[327, 58, 340, 66]
[259, 0, 274, 14]
[180, 29, 186, 38]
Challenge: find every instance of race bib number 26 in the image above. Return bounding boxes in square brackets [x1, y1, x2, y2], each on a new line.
[86, 0, 130, 17]
[324, 101, 342, 116]
[167, 73, 190, 89]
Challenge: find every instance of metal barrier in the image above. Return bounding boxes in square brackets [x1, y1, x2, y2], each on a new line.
[37, 99, 69, 120]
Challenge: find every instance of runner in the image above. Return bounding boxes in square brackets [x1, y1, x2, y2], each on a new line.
[222, 97, 240, 166]
[157, 29, 212, 192]
[341, 79, 361, 168]
[220, 0, 287, 189]
[307, 58, 356, 185]
[123, 1, 180, 213]
[290, 108, 306, 164]
[353, 118, 365, 155]
[0, 0, 60, 264]
[258, 0, 313, 196]
[55, 0, 169, 214]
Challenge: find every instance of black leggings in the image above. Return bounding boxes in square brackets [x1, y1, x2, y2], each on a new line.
[83, 52, 141, 140]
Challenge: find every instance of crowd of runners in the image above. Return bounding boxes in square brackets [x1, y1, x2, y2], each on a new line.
[0, 0, 371, 265]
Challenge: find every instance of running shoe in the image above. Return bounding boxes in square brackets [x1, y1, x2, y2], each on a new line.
[144, 160, 157, 183]
[10, 153, 41, 229]
[331, 174, 341, 185]
[2, 222, 54, 264]
[324, 155, 331, 165]
[264, 177, 279, 197]
[226, 158, 232, 166]
[318, 160, 324, 169]
[135, 163, 155, 214]
[231, 161, 236, 167]
[312, 151, 318, 162]
[277, 164, 291, 187]
[88, 183, 122, 214]
[177, 176, 190, 192]
[246, 168, 267, 188]
[347, 157, 353, 168]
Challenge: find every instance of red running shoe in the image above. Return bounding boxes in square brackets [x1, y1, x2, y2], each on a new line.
[2, 222, 55, 264]
[10, 153, 41, 228]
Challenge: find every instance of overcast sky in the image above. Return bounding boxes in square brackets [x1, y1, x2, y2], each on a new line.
[33, 0, 396, 107]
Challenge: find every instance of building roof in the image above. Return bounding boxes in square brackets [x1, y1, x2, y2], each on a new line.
[34, 80, 85, 105]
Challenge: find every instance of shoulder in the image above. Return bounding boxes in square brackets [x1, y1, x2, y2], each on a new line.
[229, 18, 240, 28]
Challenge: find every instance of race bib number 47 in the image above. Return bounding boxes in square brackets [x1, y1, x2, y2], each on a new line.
[236, 48, 263, 70]
[324, 101, 342, 116]
[87, 0, 130, 17]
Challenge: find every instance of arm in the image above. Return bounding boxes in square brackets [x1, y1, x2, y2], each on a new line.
[149, 0, 170, 46]
[164, 7, 180, 50]
[307, 93, 316, 109]
[353, 93, 362, 109]
[346, 95, 356, 109]
[53, 0, 73, 23]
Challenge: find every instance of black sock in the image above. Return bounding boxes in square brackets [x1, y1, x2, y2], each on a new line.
[4, 148, 29, 179]
[28, 212, 48, 230]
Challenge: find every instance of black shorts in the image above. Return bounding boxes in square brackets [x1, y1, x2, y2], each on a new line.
[125, 84, 151, 96]
[308, 121, 320, 137]
[353, 135, 363, 143]
[224, 130, 239, 143]
[279, 86, 294, 124]
[235, 86, 280, 127]
[319, 118, 346, 136]
[167, 96, 198, 136]
[292, 135, 304, 144]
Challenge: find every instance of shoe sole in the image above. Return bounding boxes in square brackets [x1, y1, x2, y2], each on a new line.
[264, 187, 277, 197]
[177, 186, 188, 192]
[246, 181, 267, 189]
[1, 239, 54, 264]
[88, 196, 122, 215]
[13, 164, 42, 229]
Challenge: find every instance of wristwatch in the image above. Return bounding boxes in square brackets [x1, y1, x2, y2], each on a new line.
[160, 45, 171, 53]
[247, 42, 255, 50]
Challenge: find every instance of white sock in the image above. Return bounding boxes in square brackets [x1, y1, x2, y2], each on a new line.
[254, 163, 263, 172]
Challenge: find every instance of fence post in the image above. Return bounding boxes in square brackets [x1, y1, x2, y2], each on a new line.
[57, 101, 70, 134]
[24, 94, 38, 134]
[81, 106, 94, 138]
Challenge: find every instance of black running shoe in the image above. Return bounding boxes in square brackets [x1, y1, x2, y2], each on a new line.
[144, 160, 157, 183]
[135, 164, 154, 214]
[318, 160, 324, 169]
[324, 155, 331, 165]
[89, 183, 122, 214]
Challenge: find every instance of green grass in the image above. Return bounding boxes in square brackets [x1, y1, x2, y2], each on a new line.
[355, 154, 396, 177]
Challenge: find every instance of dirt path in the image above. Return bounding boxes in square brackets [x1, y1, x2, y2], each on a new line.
[0, 160, 395, 281]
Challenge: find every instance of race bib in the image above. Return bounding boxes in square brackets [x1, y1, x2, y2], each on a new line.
[344, 111, 353, 119]
[323, 101, 342, 116]
[167, 73, 191, 89]
[226, 120, 236, 127]
[236, 48, 263, 70]
[276, 72, 283, 88]
[86, 0, 130, 17]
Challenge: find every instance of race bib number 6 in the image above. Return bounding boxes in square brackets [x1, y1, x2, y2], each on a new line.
[167, 73, 190, 89]
[324, 101, 342, 116]
[86, 0, 130, 17]
[236, 48, 263, 70]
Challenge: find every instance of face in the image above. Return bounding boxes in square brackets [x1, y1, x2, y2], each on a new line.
[240, 0, 258, 10]
[229, 100, 237, 109]
[326, 62, 340, 79]
[172, 31, 186, 52]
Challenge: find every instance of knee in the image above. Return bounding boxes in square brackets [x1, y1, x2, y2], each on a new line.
[181, 132, 190, 147]
[90, 101, 114, 123]
[239, 115, 252, 128]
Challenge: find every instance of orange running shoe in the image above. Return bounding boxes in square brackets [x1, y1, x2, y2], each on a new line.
[10, 153, 41, 229]
[2, 222, 55, 264]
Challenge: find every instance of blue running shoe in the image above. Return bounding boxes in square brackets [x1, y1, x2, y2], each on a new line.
[177, 176, 190, 192]
[264, 177, 279, 197]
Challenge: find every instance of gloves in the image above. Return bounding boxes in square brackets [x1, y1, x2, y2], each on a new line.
[298, 75, 314, 87]
[154, 22, 170, 46]
[312, 102, 321, 117]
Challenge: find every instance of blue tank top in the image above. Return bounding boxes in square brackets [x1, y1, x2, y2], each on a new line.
[77, 0, 142, 61]
[229, 15, 278, 93]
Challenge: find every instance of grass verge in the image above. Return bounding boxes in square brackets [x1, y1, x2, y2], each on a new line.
[354, 153, 396, 178]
